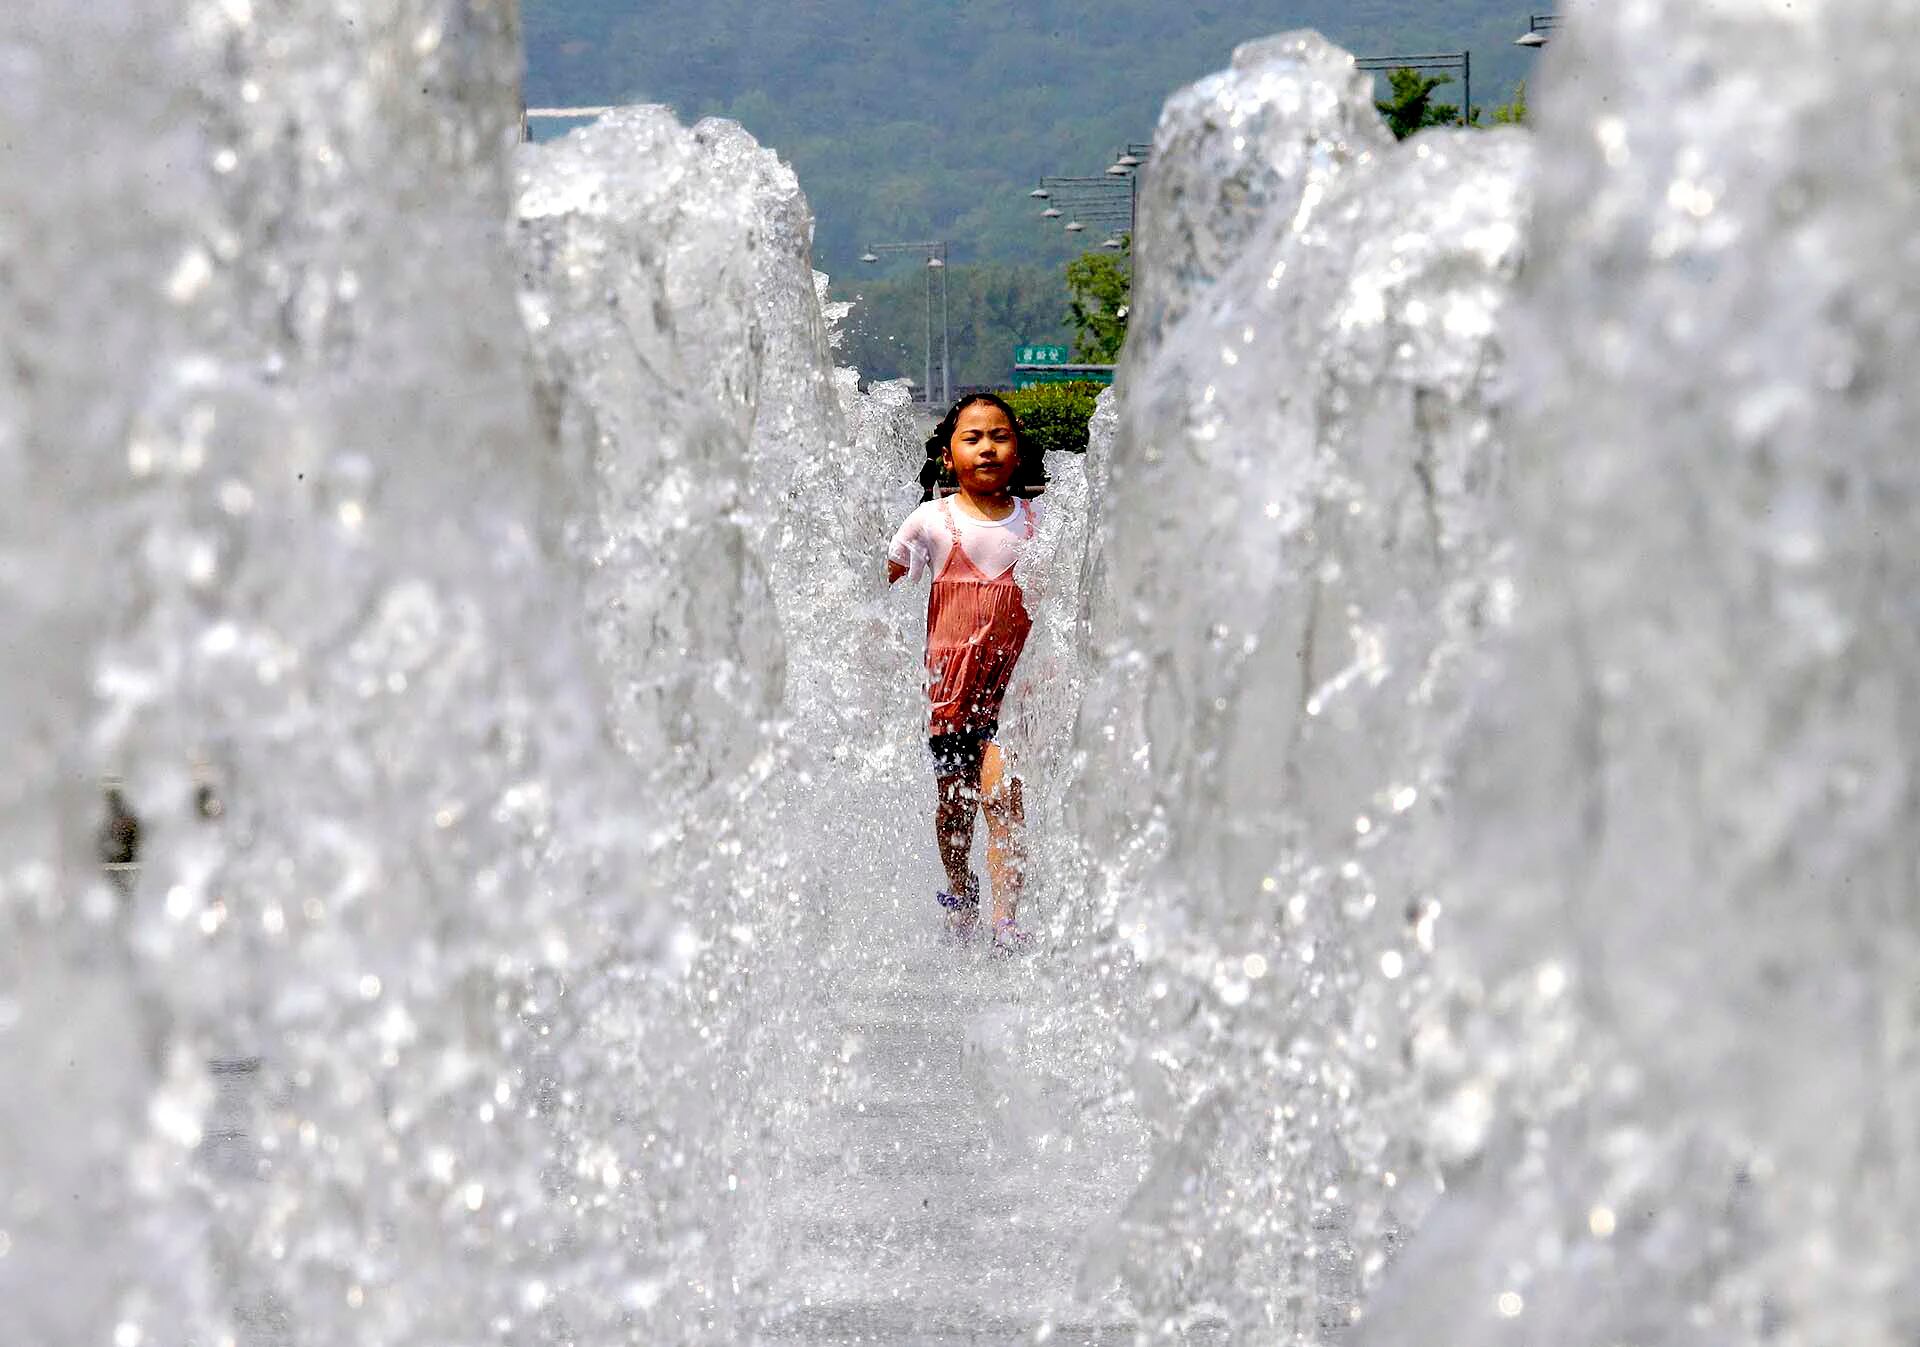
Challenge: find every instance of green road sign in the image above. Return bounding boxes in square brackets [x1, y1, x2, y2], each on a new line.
[1015, 343, 1070, 366]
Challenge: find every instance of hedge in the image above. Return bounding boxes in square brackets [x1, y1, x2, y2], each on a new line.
[1002, 381, 1105, 456]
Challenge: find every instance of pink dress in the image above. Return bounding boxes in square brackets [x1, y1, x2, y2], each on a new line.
[896, 497, 1036, 737]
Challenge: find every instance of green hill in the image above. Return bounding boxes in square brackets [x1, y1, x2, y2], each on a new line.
[523, 1, 1535, 386]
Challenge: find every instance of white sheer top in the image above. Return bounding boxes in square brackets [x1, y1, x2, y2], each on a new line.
[888, 496, 1042, 583]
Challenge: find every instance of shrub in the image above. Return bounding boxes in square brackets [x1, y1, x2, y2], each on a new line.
[1003, 381, 1105, 457]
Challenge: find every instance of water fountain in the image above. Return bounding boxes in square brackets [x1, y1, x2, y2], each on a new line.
[1069, 31, 1532, 1338]
[1358, 2, 1920, 1341]
[4, 1, 1916, 1344]
[2, 4, 746, 1342]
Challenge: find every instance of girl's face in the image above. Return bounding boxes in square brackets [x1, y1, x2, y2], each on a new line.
[945, 403, 1018, 496]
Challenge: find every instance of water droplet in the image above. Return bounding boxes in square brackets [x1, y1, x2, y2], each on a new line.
[1536, 962, 1568, 998]
[218, 479, 254, 514]
[164, 248, 213, 304]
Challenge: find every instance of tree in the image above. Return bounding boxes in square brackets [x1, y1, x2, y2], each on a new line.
[1376, 67, 1461, 140]
[1489, 80, 1529, 125]
[1065, 240, 1130, 363]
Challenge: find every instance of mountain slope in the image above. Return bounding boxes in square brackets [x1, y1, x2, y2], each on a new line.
[524, 1, 1535, 383]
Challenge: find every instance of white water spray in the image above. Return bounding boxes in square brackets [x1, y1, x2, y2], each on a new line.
[4, 4, 1917, 1346]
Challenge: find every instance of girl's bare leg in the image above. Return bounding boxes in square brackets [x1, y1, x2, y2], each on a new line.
[979, 743, 1027, 928]
[934, 767, 980, 929]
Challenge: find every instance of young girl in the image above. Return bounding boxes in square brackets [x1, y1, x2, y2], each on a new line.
[888, 394, 1047, 952]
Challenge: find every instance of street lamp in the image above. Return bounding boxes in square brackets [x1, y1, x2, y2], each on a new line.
[520, 104, 622, 141]
[1515, 13, 1559, 46]
[1356, 51, 1473, 127]
[861, 240, 950, 405]
[1026, 166, 1147, 241]
[1101, 143, 1153, 237]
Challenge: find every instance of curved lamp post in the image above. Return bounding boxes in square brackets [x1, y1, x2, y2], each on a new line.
[861, 241, 949, 406]
[1515, 13, 1560, 47]
[1027, 142, 1153, 244]
[519, 104, 620, 141]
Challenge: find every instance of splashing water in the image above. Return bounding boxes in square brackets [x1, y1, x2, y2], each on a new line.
[1070, 32, 1532, 1338]
[2, 5, 752, 1343]
[1357, 3, 1920, 1343]
[5, 4, 1919, 1346]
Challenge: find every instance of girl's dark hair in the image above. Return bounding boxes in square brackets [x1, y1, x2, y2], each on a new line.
[919, 392, 1050, 502]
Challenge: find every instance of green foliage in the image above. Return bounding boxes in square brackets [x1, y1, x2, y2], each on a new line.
[1489, 80, 1529, 125]
[1003, 382, 1105, 457]
[1065, 243, 1130, 363]
[1377, 67, 1462, 140]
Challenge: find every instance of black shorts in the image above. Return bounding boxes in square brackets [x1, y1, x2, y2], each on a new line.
[928, 723, 996, 777]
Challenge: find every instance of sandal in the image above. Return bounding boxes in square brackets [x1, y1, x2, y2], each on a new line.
[937, 873, 981, 943]
[990, 916, 1033, 954]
